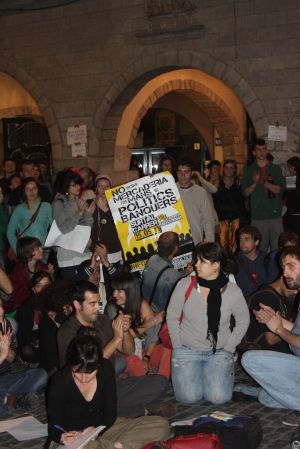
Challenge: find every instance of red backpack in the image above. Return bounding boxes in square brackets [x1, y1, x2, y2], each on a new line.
[140, 432, 222, 449]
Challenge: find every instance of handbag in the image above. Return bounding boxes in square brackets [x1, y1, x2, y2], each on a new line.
[141, 432, 222, 449]
[159, 276, 197, 349]
[7, 201, 43, 261]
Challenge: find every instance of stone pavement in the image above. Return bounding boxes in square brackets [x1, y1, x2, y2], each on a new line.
[0, 365, 297, 449]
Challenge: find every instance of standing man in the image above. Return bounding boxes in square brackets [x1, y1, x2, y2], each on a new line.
[177, 158, 215, 245]
[240, 246, 300, 423]
[241, 138, 285, 252]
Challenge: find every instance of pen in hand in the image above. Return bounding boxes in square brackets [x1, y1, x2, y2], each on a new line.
[53, 424, 68, 433]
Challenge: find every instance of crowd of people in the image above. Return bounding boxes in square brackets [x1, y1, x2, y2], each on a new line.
[0, 137, 300, 447]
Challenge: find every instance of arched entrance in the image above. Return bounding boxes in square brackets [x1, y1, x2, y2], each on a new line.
[0, 55, 62, 168]
[0, 71, 51, 168]
[94, 50, 267, 182]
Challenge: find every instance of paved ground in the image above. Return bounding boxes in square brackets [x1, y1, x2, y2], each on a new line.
[0, 364, 297, 449]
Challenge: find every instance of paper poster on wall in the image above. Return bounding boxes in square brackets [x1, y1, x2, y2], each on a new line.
[106, 172, 194, 273]
[71, 143, 87, 157]
[67, 124, 87, 145]
[268, 125, 287, 142]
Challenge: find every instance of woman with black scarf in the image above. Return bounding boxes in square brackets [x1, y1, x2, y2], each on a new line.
[167, 242, 249, 405]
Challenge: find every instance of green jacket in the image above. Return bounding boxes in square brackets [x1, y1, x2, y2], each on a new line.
[241, 162, 285, 220]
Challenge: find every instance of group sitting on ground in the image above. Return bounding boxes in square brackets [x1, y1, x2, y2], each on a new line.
[0, 141, 300, 447]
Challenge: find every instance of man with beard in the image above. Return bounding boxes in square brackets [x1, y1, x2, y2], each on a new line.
[234, 225, 278, 297]
[239, 246, 300, 424]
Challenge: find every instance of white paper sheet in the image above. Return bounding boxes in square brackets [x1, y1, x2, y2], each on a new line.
[268, 125, 287, 142]
[57, 425, 105, 449]
[171, 418, 198, 427]
[0, 416, 33, 432]
[67, 125, 87, 145]
[72, 143, 87, 157]
[0, 416, 47, 441]
[45, 220, 91, 253]
[107, 251, 122, 264]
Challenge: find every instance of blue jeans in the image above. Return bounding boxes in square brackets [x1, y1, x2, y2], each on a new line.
[241, 350, 300, 410]
[0, 368, 47, 414]
[115, 355, 126, 376]
[171, 346, 235, 404]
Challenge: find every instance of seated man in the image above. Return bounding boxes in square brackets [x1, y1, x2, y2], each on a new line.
[234, 225, 279, 297]
[246, 276, 296, 352]
[238, 246, 300, 424]
[141, 232, 187, 312]
[0, 298, 47, 414]
[57, 280, 133, 376]
[57, 281, 169, 418]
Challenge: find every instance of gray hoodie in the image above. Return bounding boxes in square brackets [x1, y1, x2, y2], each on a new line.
[167, 276, 249, 353]
[52, 194, 93, 267]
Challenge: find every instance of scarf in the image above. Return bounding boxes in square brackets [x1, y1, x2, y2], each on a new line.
[197, 271, 229, 353]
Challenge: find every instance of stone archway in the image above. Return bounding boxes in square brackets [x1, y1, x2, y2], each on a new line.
[0, 53, 62, 163]
[113, 68, 246, 172]
[94, 50, 268, 181]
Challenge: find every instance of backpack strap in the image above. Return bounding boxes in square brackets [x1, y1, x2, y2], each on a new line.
[18, 200, 43, 238]
[185, 275, 197, 300]
[179, 276, 197, 324]
[147, 265, 170, 305]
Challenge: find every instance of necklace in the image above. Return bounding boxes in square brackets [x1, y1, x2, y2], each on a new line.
[97, 206, 108, 227]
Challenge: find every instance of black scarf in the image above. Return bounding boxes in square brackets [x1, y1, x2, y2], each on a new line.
[197, 271, 229, 353]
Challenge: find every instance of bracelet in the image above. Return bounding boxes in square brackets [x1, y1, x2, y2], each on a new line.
[143, 355, 150, 361]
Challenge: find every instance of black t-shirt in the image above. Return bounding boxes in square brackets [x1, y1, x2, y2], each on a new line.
[47, 359, 117, 443]
[39, 315, 59, 373]
[91, 207, 121, 254]
[247, 285, 292, 353]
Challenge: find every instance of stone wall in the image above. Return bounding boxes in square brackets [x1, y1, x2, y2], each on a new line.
[0, 0, 298, 180]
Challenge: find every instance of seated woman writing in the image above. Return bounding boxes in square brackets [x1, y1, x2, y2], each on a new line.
[106, 272, 170, 379]
[46, 333, 170, 449]
[167, 242, 250, 404]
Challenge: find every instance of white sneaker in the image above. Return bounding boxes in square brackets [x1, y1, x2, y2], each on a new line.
[281, 411, 300, 427]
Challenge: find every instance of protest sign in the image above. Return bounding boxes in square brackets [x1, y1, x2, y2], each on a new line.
[106, 172, 194, 273]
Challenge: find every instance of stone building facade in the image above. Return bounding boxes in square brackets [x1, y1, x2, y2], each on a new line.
[0, 0, 299, 183]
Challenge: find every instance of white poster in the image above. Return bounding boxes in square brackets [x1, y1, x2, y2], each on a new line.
[67, 124, 87, 145]
[71, 143, 87, 157]
[268, 125, 287, 142]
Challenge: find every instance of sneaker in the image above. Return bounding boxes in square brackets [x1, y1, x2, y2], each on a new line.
[146, 401, 177, 418]
[281, 411, 300, 427]
[15, 393, 40, 410]
[232, 391, 258, 402]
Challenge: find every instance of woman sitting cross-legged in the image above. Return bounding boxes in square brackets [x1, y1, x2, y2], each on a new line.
[167, 242, 250, 404]
[46, 333, 170, 449]
[106, 272, 171, 379]
[4, 237, 52, 315]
